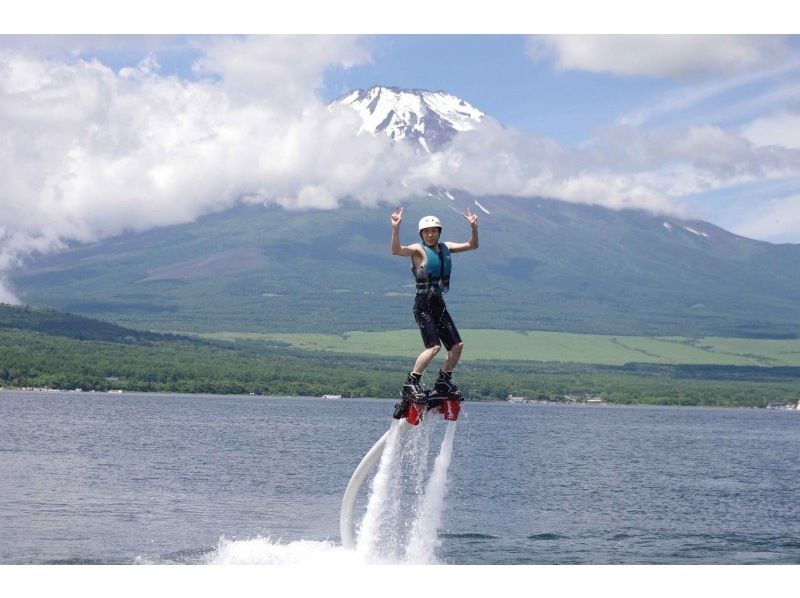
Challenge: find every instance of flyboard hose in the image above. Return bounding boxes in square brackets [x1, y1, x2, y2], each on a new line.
[339, 399, 460, 549]
[340, 422, 403, 549]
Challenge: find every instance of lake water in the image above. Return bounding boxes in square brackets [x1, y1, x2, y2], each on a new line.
[1, 391, 798, 565]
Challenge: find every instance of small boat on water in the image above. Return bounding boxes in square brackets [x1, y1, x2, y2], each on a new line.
[322, 394, 343, 400]
[507, 395, 529, 404]
[766, 401, 798, 410]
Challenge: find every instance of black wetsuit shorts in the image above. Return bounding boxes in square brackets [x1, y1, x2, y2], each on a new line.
[413, 293, 462, 351]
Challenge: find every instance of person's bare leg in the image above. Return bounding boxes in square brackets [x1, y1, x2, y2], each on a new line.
[412, 345, 441, 375]
[443, 341, 463, 373]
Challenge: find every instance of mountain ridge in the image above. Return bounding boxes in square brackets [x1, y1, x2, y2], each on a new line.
[8, 85, 799, 339]
[10, 191, 800, 339]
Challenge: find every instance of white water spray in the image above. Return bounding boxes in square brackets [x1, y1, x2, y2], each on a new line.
[404, 421, 457, 564]
[344, 415, 458, 564]
[355, 421, 403, 560]
[189, 412, 459, 566]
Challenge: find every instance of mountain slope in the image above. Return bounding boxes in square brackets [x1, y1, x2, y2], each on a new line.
[10, 192, 800, 338]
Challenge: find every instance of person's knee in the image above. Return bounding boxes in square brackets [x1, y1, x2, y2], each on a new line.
[428, 344, 442, 356]
[452, 341, 464, 353]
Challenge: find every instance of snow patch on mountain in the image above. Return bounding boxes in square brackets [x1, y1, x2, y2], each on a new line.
[335, 86, 485, 152]
[684, 226, 709, 238]
[474, 200, 491, 215]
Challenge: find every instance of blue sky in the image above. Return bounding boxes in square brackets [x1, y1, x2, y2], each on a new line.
[29, 34, 713, 142]
[326, 35, 800, 243]
[1, 31, 800, 300]
[322, 35, 678, 143]
[22, 33, 799, 146]
[8, 35, 647, 140]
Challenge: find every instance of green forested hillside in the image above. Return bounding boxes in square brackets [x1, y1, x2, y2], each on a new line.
[2, 304, 799, 407]
[0, 304, 163, 341]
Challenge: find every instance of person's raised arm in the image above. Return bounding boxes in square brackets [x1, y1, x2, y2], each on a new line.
[446, 208, 479, 253]
[391, 206, 418, 257]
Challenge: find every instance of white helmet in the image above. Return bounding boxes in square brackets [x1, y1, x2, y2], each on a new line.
[418, 215, 442, 232]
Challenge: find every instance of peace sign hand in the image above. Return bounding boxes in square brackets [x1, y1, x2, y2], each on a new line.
[391, 206, 404, 228]
[464, 208, 478, 227]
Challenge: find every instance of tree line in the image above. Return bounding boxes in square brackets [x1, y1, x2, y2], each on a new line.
[2, 328, 800, 407]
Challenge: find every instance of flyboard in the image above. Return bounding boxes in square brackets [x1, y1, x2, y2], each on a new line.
[340, 391, 462, 549]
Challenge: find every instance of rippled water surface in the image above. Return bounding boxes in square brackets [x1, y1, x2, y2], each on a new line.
[1, 391, 798, 564]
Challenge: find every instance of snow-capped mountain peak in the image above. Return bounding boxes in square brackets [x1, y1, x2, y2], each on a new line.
[335, 86, 485, 152]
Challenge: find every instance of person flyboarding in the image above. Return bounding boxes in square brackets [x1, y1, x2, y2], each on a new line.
[340, 207, 477, 548]
[390, 206, 479, 422]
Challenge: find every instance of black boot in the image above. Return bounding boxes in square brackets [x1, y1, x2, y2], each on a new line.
[393, 372, 426, 419]
[402, 372, 426, 402]
[392, 399, 408, 419]
[434, 369, 462, 400]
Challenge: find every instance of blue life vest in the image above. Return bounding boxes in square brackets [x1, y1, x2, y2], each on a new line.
[412, 243, 451, 297]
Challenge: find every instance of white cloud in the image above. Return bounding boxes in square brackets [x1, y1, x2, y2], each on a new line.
[617, 58, 800, 131]
[592, 124, 800, 180]
[741, 110, 800, 149]
[192, 35, 370, 109]
[404, 120, 676, 212]
[725, 193, 800, 243]
[0, 39, 416, 302]
[4, 35, 800, 303]
[527, 35, 793, 78]
[418, 119, 800, 215]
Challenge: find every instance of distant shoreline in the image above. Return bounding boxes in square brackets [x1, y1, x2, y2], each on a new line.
[3, 388, 798, 411]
